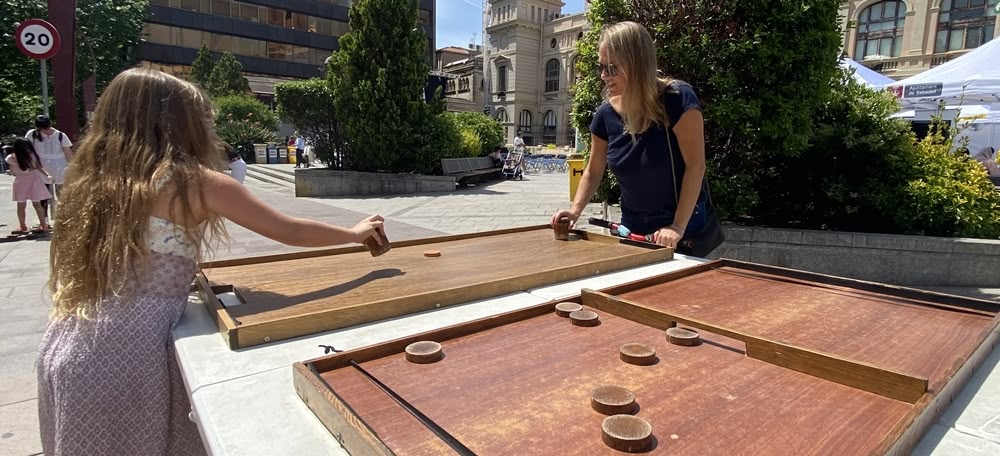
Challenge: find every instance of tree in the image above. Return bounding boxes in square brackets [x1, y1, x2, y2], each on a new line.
[190, 44, 214, 89]
[275, 78, 348, 168]
[331, 0, 453, 173]
[0, 0, 147, 132]
[206, 52, 250, 98]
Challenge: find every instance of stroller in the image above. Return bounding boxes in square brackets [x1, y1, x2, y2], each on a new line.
[501, 147, 524, 180]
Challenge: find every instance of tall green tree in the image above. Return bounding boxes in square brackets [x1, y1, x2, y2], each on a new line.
[190, 44, 214, 89]
[206, 52, 250, 98]
[331, 0, 446, 173]
[0, 0, 146, 133]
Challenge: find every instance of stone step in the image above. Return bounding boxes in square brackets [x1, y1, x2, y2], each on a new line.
[245, 167, 293, 188]
[248, 165, 296, 184]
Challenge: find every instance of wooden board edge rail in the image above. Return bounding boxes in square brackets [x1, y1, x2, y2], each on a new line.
[581, 288, 929, 404]
[204, 245, 670, 349]
[292, 362, 396, 456]
[200, 225, 577, 270]
[876, 318, 1000, 456]
[195, 272, 239, 350]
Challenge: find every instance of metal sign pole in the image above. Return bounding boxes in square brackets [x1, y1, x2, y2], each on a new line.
[40, 59, 50, 117]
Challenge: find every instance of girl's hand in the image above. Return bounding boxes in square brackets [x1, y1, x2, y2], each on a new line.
[352, 214, 385, 244]
[652, 225, 683, 248]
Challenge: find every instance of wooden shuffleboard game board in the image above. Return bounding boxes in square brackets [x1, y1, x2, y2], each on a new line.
[293, 259, 1000, 455]
[196, 226, 671, 349]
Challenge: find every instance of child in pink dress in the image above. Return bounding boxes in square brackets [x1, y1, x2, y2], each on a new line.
[5, 138, 53, 233]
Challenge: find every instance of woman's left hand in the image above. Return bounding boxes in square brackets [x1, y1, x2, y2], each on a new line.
[652, 226, 683, 248]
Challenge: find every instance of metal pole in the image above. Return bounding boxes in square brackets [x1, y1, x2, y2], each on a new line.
[40, 59, 50, 117]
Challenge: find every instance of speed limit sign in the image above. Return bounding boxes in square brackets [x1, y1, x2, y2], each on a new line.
[15, 19, 61, 60]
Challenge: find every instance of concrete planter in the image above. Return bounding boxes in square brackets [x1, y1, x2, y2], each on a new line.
[712, 226, 1000, 287]
[294, 168, 456, 197]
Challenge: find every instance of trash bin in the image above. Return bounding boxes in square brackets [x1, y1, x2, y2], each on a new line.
[253, 143, 267, 164]
[568, 156, 586, 202]
[278, 146, 289, 164]
[287, 146, 297, 165]
[267, 146, 279, 164]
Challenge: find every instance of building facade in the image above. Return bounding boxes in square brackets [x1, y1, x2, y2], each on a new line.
[465, 0, 587, 148]
[840, 0, 997, 78]
[138, 0, 435, 98]
[436, 46, 485, 113]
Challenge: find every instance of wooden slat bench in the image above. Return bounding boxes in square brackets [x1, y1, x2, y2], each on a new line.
[441, 157, 501, 185]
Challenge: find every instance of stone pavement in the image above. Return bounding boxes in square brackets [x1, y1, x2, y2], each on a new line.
[1, 165, 997, 455]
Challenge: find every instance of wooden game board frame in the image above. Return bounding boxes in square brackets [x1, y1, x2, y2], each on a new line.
[292, 259, 1000, 456]
[195, 225, 672, 349]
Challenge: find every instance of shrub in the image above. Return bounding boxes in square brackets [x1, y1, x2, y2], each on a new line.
[450, 112, 504, 155]
[216, 118, 278, 162]
[214, 95, 279, 131]
[458, 128, 482, 157]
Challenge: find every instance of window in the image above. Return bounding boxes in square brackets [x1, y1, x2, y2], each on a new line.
[531, 6, 535, 21]
[495, 107, 509, 123]
[497, 64, 508, 93]
[545, 59, 560, 92]
[211, 0, 231, 16]
[935, 0, 997, 53]
[519, 110, 532, 133]
[550, 38, 557, 49]
[543, 110, 556, 144]
[854, 1, 906, 60]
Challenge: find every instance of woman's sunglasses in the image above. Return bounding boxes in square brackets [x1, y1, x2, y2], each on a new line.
[597, 63, 619, 77]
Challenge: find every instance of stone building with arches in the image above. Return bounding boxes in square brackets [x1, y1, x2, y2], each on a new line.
[840, 0, 997, 78]
[440, 0, 588, 148]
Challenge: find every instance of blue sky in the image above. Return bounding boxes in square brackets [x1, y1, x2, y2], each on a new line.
[436, 0, 587, 49]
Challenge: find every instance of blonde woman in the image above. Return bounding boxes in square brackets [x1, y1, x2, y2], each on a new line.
[37, 69, 385, 455]
[551, 22, 712, 251]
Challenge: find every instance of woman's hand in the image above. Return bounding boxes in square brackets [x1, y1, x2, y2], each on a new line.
[550, 209, 580, 229]
[351, 214, 385, 244]
[652, 225, 683, 248]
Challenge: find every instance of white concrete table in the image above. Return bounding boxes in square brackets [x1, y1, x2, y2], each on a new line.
[172, 255, 1000, 455]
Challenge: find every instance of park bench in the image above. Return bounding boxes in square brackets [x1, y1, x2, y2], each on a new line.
[441, 157, 501, 185]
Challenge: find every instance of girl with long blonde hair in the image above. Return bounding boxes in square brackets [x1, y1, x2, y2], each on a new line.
[37, 68, 385, 455]
[552, 21, 715, 253]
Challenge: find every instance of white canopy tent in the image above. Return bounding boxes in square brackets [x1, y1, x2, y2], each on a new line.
[839, 58, 894, 88]
[886, 38, 1000, 110]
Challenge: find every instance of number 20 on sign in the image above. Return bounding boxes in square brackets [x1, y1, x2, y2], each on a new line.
[15, 19, 61, 117]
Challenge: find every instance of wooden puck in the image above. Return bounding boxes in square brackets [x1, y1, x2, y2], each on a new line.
[554, 302, 583, 317]
[601, 414, 653, 453]
[423, 250, 441, 257]
[569, 310, 599, 327]
[619, 343, 657, 366]
[666, 327, 701, 346]
[404, 341, 443, 364]
[590, 385, 636, 415]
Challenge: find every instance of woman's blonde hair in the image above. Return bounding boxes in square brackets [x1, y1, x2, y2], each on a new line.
[599, 21, 672, 136]
[50, 68, 227, 318]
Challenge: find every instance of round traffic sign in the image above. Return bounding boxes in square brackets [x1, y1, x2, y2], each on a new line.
[15, 19, 61, 60]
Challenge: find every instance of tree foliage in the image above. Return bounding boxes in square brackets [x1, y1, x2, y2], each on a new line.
[275, 78, 348, 168]
[331, 0, 458, 174]
[0, 0, 146, 132]
[214, 95, 278, 131]
[190, 44, 214, 89]
[206, 52, 250, 98]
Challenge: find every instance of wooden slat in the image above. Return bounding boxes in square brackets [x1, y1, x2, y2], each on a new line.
[582, 289, 928, 403]
[292, 363, 396, 456]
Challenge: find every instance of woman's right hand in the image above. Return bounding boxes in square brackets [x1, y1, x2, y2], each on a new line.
[352, 214, 385, 244]
[550, 209, 580, 229]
